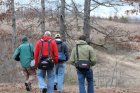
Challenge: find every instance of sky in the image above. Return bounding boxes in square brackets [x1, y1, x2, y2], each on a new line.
[14, 0, 140, 18]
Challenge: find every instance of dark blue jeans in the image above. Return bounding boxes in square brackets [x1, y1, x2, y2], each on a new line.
[77, 68, 94, 93]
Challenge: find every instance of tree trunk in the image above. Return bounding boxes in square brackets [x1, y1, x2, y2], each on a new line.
[71, 0, 79, 31]
[41, 0, 45, 35]
[83, 0, 91, 42]
[11, 0, 16, 49]
[60, 0, 66, 41]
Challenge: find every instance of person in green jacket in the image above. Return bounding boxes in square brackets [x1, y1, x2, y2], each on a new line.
[12, 35, 35, 91]
[69, 35, 96, 93]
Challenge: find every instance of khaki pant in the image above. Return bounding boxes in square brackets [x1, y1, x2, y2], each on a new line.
[23, 68, 36, 84]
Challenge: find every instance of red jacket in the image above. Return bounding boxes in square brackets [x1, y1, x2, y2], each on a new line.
[34, 36, 58, 66]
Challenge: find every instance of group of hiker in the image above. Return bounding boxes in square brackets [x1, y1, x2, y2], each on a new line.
[12, 31, 96, 93]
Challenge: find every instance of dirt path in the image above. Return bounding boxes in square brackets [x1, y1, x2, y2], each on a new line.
[0, 83, 140, 93]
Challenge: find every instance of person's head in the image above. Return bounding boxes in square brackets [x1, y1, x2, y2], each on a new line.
[22, 35, 28, 43]
[79, 35, 86, 41]
[55, 33, 61, 39]
[44, 31, 51, 36]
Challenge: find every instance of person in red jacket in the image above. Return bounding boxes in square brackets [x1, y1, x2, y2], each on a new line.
[34, 31, 58, 93]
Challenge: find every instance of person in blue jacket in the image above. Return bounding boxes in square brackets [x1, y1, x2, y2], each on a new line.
[54, 34, 69, 93]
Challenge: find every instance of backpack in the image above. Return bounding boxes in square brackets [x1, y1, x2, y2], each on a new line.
[14, 52, 20, 61]
[75, 44, 91, 71]
[38, 39, 54, 70]
[57, 43, 66, 62]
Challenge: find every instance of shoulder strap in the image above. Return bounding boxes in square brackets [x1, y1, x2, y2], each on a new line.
[76, 44, 79, 60]
[59, 43, 64, 52]
[29, 44, 33, 57]
[89, 49, 91, 61]
[48, 39, 51, 57]
[40, 39, 44, 57]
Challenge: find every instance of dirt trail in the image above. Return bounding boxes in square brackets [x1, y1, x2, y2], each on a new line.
[0, 83, 140, 93]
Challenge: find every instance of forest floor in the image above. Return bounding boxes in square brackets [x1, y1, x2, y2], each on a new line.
[0, 83, 140, 93]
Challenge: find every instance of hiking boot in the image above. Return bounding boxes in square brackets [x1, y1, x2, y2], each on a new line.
[25, 82, 31, 91]
[42, 88, 47, 93]
[54, 84, 57, 90]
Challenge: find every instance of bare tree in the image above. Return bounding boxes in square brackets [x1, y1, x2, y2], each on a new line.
[124, 0, 140, 2]
[60, 0, 66, 41]
[11, 0, 16, 49]
[41, 0, 45, 34]
[83, 0, 91, 42]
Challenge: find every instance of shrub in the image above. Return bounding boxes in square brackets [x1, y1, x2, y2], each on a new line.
[120, 16, 128, 23]
[109, 16, 112, 21]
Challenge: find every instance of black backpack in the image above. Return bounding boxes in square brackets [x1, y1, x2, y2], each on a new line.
[57, 43, 66, 62]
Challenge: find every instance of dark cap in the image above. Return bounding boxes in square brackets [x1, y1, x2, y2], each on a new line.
[22, 35, 28, 43]
[79, 35, 86, 41]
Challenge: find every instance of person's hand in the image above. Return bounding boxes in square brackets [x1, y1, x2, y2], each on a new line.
[31, 65, 38, 70]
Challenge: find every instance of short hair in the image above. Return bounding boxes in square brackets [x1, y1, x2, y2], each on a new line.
[79, 35, 86, 41]
[44, 31, 51, 36]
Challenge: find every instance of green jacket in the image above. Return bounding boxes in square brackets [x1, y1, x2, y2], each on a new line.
[69, 40, 96, 66]
[13, 42, 34, 68]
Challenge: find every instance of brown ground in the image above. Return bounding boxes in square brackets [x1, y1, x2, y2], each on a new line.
[0, 83, 140, 93]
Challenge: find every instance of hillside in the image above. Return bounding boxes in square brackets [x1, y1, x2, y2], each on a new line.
[0, 18, 140, 91]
